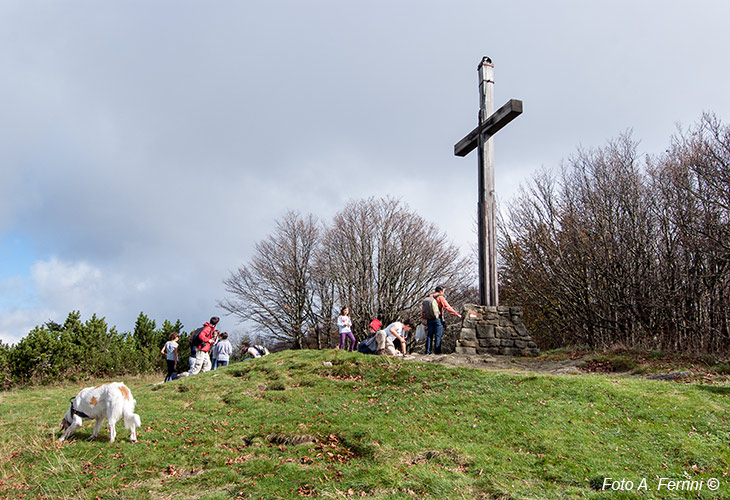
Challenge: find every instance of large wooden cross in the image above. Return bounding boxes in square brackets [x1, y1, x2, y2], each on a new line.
[454, 57, 523, 307]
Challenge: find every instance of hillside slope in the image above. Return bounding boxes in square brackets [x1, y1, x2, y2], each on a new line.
[1, 350, 728, 499]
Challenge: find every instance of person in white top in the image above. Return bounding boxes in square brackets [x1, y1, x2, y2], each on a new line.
[376, 319, 413, 356]
[242, 343, 269, 359]
[337, 306, 356, 351]
[161, 331, 179, 382]
[214, 332, 233, 368]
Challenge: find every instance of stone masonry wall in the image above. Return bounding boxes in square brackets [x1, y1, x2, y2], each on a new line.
[452, 304, 539, 356]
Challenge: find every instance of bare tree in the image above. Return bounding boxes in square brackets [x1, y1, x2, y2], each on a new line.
[500, 116, 730, 355]
[308, 257, 337, 349]
[320, 197, 473, 340]
[221, 199, 474, 351]
[500, 134, 657, 349]
[219, 211, 320, 349]
[647, 113, 730, 353]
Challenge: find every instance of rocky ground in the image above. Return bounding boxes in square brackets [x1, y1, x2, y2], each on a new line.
[408, 352, 583, 375]
[406, 351, 730, 384]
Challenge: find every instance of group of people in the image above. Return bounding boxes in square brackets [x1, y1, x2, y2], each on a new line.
[160, 316, 269, 382]
[160, 286, 460, 381]
[338, 286, 462, 356]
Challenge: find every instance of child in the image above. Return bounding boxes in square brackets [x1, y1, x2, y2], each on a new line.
[356, 319, 382, 354]
[337, 306, 356, 351]
[161, 331, 179, 382]
[214, 332, 233, 368]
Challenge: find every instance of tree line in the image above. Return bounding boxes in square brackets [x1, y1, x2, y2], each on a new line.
[0, 311, 192, 390]
[499, 113, 730, 355]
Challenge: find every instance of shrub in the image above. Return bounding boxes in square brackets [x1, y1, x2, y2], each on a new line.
[0, 342, 11, 390]
[2, 311, 188, 390]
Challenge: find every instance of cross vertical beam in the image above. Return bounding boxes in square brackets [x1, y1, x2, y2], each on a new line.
[477, 58, 497, 307]
[454, 57, 523, 307]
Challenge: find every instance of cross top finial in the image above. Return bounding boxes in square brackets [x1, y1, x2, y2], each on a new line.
[479, 56, 493, 69]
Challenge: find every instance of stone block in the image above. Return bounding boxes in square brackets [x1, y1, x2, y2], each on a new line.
[514, 339, 527, 349]
[454, 346, 477, 355]
[515, 323, 529, 337]
[500, 339, 514, 347]
[463, 303, 481, 314]
[477, 347, 499, 355]
[495, 326, 512, 339]
[511, 314, 524, 323]
[478, 338, 501, 348]
[476, 323, 495, 339]
[457, 339, 478, 348]
[462, 317, 477, 329]
[459, 328, 477, 340]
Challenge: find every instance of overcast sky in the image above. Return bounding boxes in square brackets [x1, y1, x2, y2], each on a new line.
[2, 1, 729, 345]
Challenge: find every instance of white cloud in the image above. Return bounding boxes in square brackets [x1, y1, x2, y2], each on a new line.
[0, 308, 55, 346]
[0, 257, 177, 345]
[32, 258, 103, 296]
[0, 258, 125, 344]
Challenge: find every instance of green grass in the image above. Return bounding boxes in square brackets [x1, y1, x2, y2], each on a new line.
[1, 350, 729, 499]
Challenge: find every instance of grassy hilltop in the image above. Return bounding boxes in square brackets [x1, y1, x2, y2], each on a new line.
[0, 350, 728, 499]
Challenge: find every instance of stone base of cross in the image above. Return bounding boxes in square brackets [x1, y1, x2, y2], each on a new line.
[454, 57, 522, 307]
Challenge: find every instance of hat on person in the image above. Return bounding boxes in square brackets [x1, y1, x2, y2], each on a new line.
[369, 318, 382, 331]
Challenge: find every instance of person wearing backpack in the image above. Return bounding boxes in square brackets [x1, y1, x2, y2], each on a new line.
[422, 286, 462, 355]
[190, 317, 219, 375]
[242, 343, 269, 359]
[188, 326, 203, 370]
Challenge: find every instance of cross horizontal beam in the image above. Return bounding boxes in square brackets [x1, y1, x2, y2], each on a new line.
[453, 99, 523, 157]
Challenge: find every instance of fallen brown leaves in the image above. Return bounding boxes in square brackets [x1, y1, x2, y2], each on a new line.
[226, 455, 251, 465]
[297, 484, 316, 496]
[313, 434, 355, 464]
[321, 374, 365, 382]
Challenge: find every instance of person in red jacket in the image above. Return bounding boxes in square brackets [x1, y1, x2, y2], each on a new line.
[190, 317, 219, 375]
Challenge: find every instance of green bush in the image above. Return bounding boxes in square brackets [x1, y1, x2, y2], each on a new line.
[0, 342, 11, 390]
[2, 310, 188, 390]
[9, 326, 62, 384]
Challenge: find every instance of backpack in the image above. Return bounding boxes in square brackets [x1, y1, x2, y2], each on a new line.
[253, 345, 269, 356]
[190, 327, 205, 348]
[422, 295, 440, 321]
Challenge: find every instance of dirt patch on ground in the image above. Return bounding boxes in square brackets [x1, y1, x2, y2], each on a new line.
[408, 353, 584, 375]
[406, 352, 730, 383]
